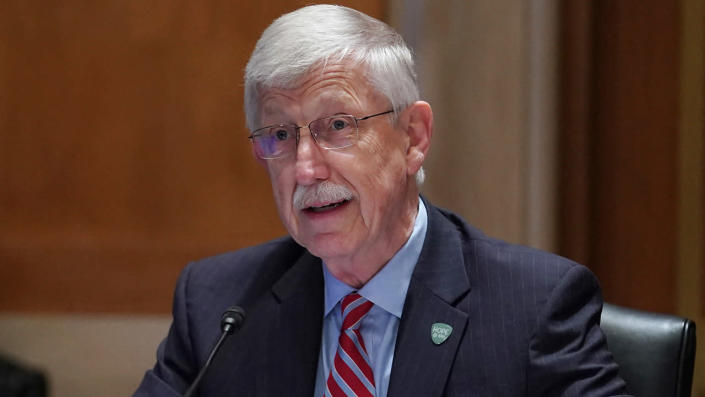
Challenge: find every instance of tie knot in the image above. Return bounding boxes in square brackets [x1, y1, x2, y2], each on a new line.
[341, 292, 373, 330]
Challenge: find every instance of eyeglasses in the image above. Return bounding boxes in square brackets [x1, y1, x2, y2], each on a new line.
[248, 109, 394, 159]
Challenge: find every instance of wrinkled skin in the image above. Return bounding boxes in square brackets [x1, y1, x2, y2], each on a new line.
[254, 62, 433, 287]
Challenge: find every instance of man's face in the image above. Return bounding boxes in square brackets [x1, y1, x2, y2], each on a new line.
[255, 63, 417, 267]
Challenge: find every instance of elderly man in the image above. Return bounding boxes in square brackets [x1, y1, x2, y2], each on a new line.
[135, 4, 628, 397]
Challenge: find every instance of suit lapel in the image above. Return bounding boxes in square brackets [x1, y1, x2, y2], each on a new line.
[387, 201, 471, 397]
[264, 250, 324, 396]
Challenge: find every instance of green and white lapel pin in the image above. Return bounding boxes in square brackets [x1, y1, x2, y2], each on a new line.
[431, 322, 453, 345]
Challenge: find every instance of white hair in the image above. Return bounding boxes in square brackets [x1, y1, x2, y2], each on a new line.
[244, 4, 419, 131]
[415, 166, 425, 186]
[245, 5, 426, 186]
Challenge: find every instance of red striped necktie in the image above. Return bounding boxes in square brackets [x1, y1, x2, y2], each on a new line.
[324, 292, 376, 397]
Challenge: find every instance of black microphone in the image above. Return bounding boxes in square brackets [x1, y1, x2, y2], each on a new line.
[184, 306, 245, 397]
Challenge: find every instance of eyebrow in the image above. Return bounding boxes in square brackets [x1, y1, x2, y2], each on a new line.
[261, 107, 357, 127]
[259, 109, 294, 127]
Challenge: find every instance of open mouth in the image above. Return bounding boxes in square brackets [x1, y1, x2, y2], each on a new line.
[305, 199, 350, 213]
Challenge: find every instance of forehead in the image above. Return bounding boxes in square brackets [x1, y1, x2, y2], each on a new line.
[258, 63, 381, 118]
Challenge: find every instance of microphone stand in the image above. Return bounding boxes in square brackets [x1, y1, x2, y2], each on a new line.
[184, 306, 245, 397]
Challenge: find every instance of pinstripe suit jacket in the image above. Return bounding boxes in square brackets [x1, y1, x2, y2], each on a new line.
[134, 200, 628, 396]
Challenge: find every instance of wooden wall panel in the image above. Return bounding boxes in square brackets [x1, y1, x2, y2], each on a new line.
[558, 1, 594, 267]
[591, 1, 679, 312]
[0, 0, 385, 313]
[559, 0, 679, 312]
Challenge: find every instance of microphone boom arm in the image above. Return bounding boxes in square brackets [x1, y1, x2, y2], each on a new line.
[183, 306, 245, 397]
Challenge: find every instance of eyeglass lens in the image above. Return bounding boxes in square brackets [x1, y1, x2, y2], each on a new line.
[252, 115, 358, 159]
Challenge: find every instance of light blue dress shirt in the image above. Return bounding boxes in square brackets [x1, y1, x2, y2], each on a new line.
[313, 200, 428, 397]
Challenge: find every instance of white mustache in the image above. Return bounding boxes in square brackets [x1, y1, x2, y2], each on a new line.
[293, 181, 353, 210]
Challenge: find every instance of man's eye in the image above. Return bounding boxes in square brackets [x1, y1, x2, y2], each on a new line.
[274, 128, 290, 141]
[330, 118, 350, 131]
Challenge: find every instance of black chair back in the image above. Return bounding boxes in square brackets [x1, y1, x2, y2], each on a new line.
[600, 303, 696, 397]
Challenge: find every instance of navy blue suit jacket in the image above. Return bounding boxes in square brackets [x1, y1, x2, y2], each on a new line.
[135, 201, 628, 396]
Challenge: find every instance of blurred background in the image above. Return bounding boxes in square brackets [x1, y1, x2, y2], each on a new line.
[0, 0, 703, 396]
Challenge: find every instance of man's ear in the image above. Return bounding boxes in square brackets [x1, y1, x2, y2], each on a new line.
[402, 101, 433, 177]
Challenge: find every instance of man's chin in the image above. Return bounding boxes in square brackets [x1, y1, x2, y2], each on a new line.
[300, 235, 355, 261]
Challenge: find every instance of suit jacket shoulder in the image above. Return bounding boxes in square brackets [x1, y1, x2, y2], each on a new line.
[180, 236, 305, 309]
[388, 201, 628, 396]
[134, 236, 325, 397]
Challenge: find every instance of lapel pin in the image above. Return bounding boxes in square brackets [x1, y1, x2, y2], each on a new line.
[431, 322, 453, 345]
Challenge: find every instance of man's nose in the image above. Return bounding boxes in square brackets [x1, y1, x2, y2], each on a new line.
[295, 129, 330, 185]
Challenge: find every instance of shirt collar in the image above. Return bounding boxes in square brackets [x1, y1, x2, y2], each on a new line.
[322, 199, 428, 318]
